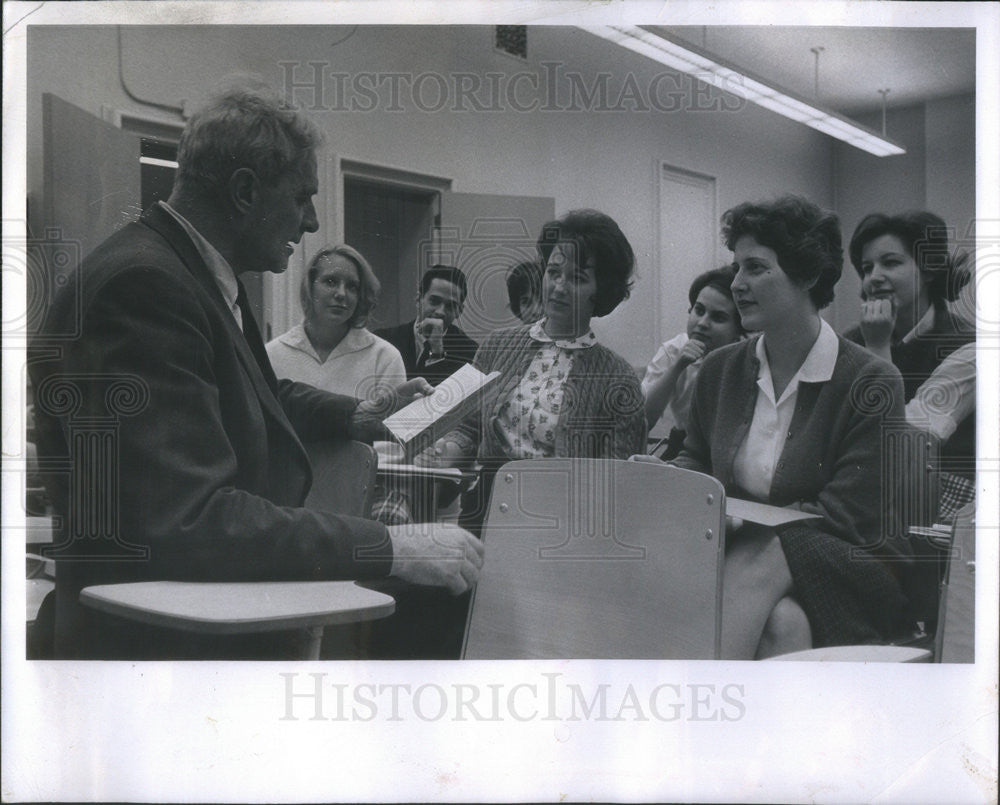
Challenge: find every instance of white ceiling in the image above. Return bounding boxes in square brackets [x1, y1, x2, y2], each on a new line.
[650, 26, 975, 116]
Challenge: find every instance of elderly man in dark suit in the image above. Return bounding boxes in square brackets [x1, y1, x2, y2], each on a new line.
[28, 77, 482, 659]
[375, 265, 479, 386]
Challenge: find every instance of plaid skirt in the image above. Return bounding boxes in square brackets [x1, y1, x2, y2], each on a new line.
[776, 522, 910, 647]
[938, 472, 975, 524]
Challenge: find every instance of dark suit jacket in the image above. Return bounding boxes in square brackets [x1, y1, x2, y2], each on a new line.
[374, 320, 479, 386]
[29, 203, 392, 657]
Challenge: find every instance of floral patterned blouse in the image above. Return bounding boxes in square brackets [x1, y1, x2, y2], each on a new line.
[495, 319, 598, 459]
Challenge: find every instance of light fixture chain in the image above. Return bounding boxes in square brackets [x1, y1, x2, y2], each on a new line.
[878, 89, 891, 136]
[810, 46, 825, 99]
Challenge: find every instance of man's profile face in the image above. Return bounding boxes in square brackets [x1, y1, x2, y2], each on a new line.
[417, 278, 464, 330]
[239, 151, 320, 275]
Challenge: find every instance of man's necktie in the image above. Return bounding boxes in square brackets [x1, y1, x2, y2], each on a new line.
[235, 280, 279, 393]
[416, 341, 433, 370]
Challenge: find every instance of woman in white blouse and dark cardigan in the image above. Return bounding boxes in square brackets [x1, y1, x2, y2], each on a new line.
[669, 196, 913, 659]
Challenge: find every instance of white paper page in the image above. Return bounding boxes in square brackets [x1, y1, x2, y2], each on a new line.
[726, 497, 823, 527]
[384, 364, 498, 443]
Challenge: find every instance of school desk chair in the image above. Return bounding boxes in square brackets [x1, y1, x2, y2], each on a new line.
[55, 439, 393, 660]
[462, 457, 726, 659]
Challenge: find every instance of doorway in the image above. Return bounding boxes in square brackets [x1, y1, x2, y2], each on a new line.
[653, 164, 718, 440]
[343, 177, 439, 329]
[340, 159, 555, 342]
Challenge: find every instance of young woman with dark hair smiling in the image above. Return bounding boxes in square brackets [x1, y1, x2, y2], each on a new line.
[642, 265, 745, 459]
[845, 211, 976, 522]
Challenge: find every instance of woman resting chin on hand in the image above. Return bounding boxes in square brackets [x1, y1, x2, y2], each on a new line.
[845, 211, 976, 522]
[641, 265, 745, 459]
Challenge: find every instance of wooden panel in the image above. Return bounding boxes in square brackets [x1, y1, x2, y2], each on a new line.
[42, 93, 141, 261]
[463, 458, 725, 659]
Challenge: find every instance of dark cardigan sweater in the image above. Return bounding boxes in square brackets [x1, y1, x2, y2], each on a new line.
[673, 333, 913, 646]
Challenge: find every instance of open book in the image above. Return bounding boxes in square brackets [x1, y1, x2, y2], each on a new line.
[383, 363, 501, 459]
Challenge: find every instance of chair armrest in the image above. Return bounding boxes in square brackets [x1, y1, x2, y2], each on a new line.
[766, 645, 932, 663]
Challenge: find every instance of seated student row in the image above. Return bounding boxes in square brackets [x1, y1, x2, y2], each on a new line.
[266, 198, 973, 659]
[46, 76, 972, 661]
[415, 196, 905, 658]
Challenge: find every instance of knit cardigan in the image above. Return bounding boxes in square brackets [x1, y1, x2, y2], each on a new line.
[673, 334, 913, 646]
[448, 324, 647, 462]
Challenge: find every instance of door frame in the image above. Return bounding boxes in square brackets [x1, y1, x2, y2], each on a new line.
[335, 156, 453, 246]
[100, 104, 185, 143]
[269, 155, 455, 338]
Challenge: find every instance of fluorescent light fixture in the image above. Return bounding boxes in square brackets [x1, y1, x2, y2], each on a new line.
[583, 25, 906, 157]
[139, 156, 179, 169]
[755, 96, 815, 123]
[599, 26, 708, 73]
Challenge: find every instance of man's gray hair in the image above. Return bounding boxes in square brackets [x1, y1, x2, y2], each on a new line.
[173, 74, 322, 200]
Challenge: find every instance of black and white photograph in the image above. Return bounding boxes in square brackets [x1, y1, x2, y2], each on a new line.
[3, 1, 998, 801]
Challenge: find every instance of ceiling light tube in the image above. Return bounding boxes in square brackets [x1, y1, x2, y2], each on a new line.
[583, 24, 906, 157]
[755, 95, 816, 123]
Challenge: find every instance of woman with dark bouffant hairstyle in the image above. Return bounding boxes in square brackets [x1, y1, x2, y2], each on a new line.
[845, 211, 975, 521]
[391, 209, 647, 659]
[422, 209, 647, 533]
[648, 195, 912, 658]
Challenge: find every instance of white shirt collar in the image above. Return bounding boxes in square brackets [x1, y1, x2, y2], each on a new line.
[755, 318, 838, 403]
[899, 305, 937, 346]
[280, 323, 374, 361]
[529, 318, 597, 350]
[160, 201, 241, 325]
[413, 317, 456, 353]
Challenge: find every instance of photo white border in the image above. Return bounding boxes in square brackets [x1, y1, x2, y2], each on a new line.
[3, 2, 997, 802]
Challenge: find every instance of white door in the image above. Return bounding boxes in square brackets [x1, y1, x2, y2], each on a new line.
[651, 165, 718, 440]
[657, 165, 718, 345]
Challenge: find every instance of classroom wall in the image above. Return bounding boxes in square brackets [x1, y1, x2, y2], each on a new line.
[31, 26, 978, 367]
[925, 93, 977, 246]
[26, 24, 836, 365]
